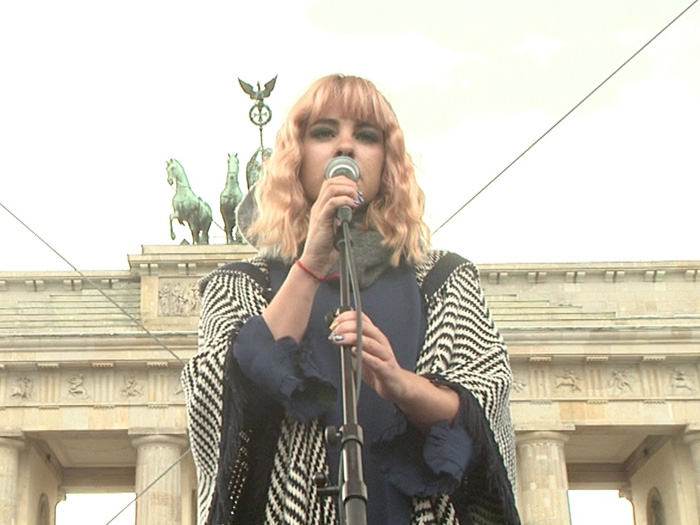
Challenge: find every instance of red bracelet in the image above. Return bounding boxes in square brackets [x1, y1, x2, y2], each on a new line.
[295, 259, 339, 282]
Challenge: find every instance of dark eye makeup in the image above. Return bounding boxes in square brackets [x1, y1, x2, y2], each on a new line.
[306, 118, 382, 144]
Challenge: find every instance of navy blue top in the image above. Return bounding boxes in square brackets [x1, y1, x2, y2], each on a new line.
[233, 261, 476, 523]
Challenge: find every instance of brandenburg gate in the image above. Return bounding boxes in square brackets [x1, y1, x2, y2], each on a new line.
[1, 245, 698, 524]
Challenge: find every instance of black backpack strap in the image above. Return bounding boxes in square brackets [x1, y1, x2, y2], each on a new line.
[217, 260, 273, 302]
[420, 252, 469, 298]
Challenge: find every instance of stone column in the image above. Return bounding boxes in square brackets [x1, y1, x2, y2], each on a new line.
[0, 437, 25, 525]
[683, 431, 700, 519]
[131, 434, 187, 525]
[516, 431, 571, 525]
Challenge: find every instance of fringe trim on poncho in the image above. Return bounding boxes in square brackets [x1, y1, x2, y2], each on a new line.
[181, 251, 520, 525]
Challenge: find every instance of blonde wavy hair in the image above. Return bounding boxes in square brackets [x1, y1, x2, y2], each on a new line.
[246, 74, 430, 266]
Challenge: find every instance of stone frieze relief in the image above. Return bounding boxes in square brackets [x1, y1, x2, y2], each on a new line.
[11, 376, 33, 399]
[158, 279, 199, 317]
[67, 373, 89, 399]
[1, 368, 185, 407]
[510, 361, 698, 401]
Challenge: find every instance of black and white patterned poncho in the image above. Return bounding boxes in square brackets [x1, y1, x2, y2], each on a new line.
[182, 250, 520, 524]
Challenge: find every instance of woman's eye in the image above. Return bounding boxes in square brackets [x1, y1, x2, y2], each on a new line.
[356, 129, 381, 143]
[309, 127, 334, 139]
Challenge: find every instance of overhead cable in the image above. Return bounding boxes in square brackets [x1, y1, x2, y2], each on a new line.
[0, 201, 185, 365]
[432, 0, 699, 236]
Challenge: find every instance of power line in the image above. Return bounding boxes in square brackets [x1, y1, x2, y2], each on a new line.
[0, 201, 185, 366]
[3, 3, 697, 522]
[103, 448, 192, 525]
[0, 200, 192, 522]
[432, 0, 699, 236]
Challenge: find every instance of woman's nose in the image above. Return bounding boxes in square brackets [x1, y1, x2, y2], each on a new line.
[335, 146, 354, 158]
[335, 128, 355, 158]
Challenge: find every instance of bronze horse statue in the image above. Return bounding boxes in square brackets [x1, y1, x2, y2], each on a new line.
[220, 153, 245, 244]
[166, 159, 212, 244]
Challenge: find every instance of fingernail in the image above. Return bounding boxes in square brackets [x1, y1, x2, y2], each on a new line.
[353, 199, 361, 206]
[357, 191, 365, 203]
[328, 332, 345, 342]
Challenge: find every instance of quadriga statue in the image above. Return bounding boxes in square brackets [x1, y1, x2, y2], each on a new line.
[245, 145, 272, 191]
[220, 153, 245, 244]
[166, 159, 213, 245]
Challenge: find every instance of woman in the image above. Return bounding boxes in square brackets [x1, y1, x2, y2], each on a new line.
[182, 74, 520, 524]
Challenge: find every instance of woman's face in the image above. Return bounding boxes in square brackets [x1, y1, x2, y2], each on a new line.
[299, 107, 385, 204]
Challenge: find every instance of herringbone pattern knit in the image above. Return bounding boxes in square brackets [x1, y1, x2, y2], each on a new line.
[182, 251, 519, 525]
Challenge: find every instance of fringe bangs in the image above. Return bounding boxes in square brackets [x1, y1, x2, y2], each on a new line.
[248, 74, 431, 264]
[303, 76, 399, 133]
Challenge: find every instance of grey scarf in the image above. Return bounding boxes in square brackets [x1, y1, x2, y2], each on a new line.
[237, 187, 393, 289]
[327, 222, 393, 289]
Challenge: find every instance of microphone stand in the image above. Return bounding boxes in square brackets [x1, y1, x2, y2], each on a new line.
[331, 216, 367, 525]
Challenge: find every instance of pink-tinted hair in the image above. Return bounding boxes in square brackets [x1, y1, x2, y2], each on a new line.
[246, 74, 429, 265]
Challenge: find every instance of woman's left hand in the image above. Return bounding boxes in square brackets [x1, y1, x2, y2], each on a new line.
[329, 309, 460, 429]
[329, 310, 409, 403]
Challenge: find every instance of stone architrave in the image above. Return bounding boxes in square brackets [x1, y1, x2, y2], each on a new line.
[516, 431, 571, 525]
[0, 436, 25, 525]
[131, 434, 187, 525]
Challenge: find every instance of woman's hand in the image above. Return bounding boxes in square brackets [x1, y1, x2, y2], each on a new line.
[262, 177, 361, 343]
[329, 310, 460, 430]
[297, 176, 361, 277]
[329, 310, 408, 402]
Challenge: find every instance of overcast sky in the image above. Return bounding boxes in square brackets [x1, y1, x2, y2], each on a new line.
[1, 1, 698, 272]
[5, 2, 693, 523]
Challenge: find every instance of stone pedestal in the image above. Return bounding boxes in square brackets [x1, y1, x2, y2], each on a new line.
[516, 431, 571, 525]
[0, 437, 25, 525]
[131, 435, 188, 525]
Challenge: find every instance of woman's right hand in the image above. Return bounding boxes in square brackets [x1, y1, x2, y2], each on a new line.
[297, 176, 361, 276]
[263, 176, 361, 342]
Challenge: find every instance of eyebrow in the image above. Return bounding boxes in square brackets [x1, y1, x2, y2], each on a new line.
[308, 117, 380, 129]
[309, 117, 338, 127]
[356, 120, 380, 129]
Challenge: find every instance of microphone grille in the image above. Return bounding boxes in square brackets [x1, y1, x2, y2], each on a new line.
[324, 156, 360, 182]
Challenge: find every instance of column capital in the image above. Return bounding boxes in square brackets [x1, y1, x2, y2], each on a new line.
[130, 433, 188, 450]
[516, 430, 572, 524]
[130, 430, 186, 524]
[618, 486, 633, 502]
[683, 431, 700, 446]
[516, 430, 570, 447]
[0, 433, 26, 452]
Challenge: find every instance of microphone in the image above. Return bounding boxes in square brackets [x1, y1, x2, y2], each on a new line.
[325, 156, 360, 222]
[325, 156, 360, 182]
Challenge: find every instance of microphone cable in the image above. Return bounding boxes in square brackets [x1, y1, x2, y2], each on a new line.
[341, 219, 364, 403]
